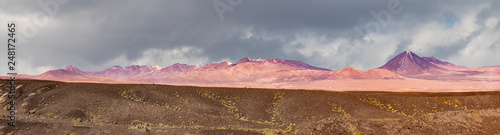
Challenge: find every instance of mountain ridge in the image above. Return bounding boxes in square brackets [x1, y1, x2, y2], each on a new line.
[45, 52, 486, 80]
[4, 51, 497, 91]
[379, 50, 447, 75]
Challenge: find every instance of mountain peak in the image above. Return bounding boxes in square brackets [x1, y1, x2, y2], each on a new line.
[379, 51, 443, 75]
[237, 57, 253, 63]
[342, 67, 355, 71]
[402, 50, 416, 58]
[65, 65, 79, 71]
[110, 65, 123, 70]
[64, 65, 87, 75]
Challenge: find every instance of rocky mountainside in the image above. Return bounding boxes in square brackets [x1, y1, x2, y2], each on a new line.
[378, 51, 446, 75]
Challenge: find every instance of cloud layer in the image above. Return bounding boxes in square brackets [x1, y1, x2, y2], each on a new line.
[1, 0, 499, 75]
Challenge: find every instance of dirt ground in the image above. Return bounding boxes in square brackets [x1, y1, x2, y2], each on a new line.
[0, 79, 499, 134]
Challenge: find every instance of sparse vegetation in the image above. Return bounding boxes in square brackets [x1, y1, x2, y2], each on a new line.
[64, 130, 74, 135]
[90, 117, 99, 123]
[120, 90, 185, 111]
[264, 131, 278, 135]
[284, 123, 295, 133]
[331, 103, 351, 117]
[268, 92, 285, 125]
[28, 108, 37, 114]
[3, 104, 11, 110]
[129, 120, 150, 132]
[48, 113, 57, 119]
[359, 97, 413, 117]
[353, 131, 364, 135]
[197, 90, 241, 118]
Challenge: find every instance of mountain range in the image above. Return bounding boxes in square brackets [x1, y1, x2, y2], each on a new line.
[5, 51, 499, 91]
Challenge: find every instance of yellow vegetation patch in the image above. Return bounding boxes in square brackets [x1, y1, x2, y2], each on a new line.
[330, 103, 351, 117]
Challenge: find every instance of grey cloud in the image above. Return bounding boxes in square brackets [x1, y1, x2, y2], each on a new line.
[1, 0, 499, 74]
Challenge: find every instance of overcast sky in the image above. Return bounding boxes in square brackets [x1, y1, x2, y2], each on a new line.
[1, 0, 500, 75]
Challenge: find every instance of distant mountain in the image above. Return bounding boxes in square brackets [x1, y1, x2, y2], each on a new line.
[89, 65, 124, 79]
[200, 61, 232, 70]
[8, 51, 496, 88]
[159, 63, 197, 73]
[335, 67, 365, 79]
[64, 65, 87, 75]
[379, 51, 446, 75]
[37, 69, 119, 82]
[233, 57, 331, 71]
[36, 53, 472, 83]
[38, 69, 85, 79]
[361, 69, 403, 79]
[44, 57, 332, 83]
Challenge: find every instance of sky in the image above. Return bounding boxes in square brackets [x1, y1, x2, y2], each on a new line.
[1, 0, 500, 75]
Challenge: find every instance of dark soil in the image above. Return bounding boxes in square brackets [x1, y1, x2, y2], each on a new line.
[0, 79, 499, 134]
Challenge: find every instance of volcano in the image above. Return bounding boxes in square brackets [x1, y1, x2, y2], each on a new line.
[379, 51, 445, 75]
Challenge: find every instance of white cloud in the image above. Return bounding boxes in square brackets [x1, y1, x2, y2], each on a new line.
[408, 4, 487, 53]
[454, 18, 500, 67]
[485, 17, 499, 28]
[288, 34, 343, 58]
[349, 34, 400, 69]
[284, 2, 499, 70]
[3, 1, 500, 75]
[285, 34, 346, 69]
[0, 60, 56, 75]
[286, 32, 400, 70]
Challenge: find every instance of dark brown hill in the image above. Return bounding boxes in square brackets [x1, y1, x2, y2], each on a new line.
[0, 80, 499, 134]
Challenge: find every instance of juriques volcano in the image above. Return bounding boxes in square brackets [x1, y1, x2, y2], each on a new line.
[378, 51, 445, 75]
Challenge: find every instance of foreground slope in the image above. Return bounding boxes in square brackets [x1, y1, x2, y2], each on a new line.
[1, 80, 500, 134]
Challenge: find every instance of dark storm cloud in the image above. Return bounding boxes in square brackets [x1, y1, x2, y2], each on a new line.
[1, 0, 499, 74]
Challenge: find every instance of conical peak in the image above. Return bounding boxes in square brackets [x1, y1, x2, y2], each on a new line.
[379, 50, 444, 75]
[395, 50, 418, 60]
[402, 50, 415, 57]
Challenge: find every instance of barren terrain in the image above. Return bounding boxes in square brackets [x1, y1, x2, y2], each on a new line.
[0, 79, 499, 134]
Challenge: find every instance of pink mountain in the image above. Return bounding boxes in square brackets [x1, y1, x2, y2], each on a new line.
[37, 69, 124, 83]
[31, 57, 333, 83]
[4, 51, 498, 92]
[379, 51, 448, 75]
[235, 57, 330, 71]
[26, 53, 475, 82]
[64, 65, 87, 74]
[422, 57, 467, 69]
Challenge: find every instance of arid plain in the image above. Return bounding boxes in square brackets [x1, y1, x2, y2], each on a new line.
[0, 51, 499, 134]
